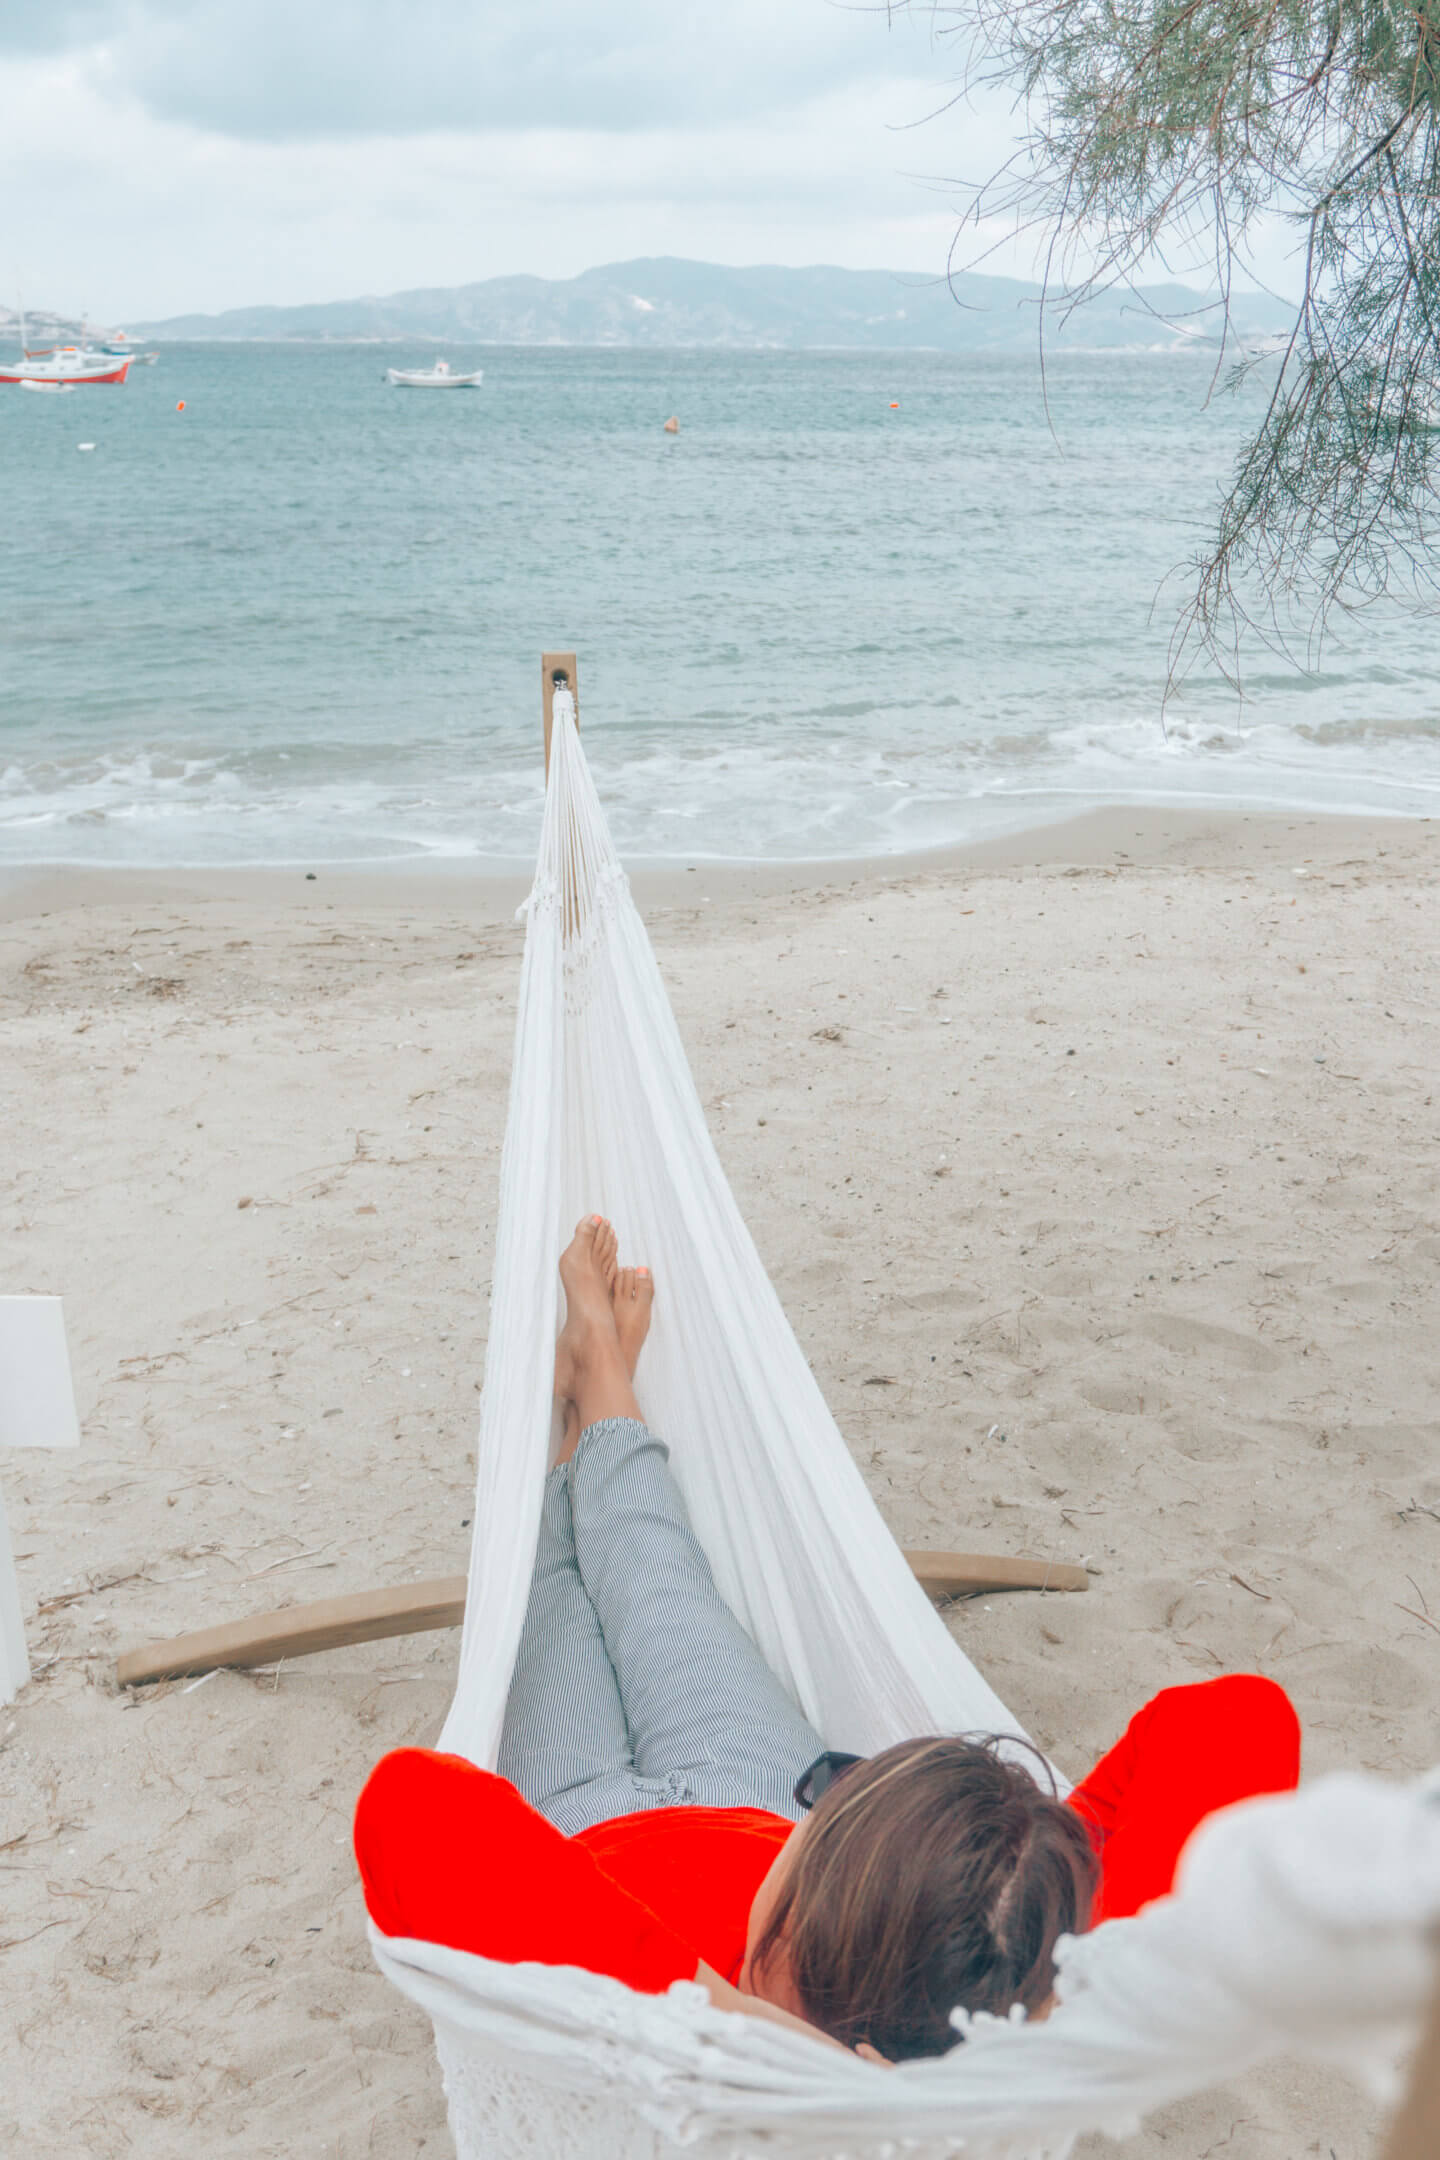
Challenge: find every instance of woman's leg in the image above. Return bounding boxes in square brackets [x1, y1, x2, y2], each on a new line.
[568, 1415, 824, 1818]
[494, 1460, 641, 1835]
[554, 1217, 824, 1820]
[495, 1224, 661, 1834]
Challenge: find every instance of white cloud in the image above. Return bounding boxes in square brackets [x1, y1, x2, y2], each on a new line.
[7, 0, 941, 136]
[0, 4, 1304, 324]
[4, 49, 1039, 320]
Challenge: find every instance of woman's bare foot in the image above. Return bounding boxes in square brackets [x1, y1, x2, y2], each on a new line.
[612, 1266, 654, 1377]
[553, 1217, 640, 1463]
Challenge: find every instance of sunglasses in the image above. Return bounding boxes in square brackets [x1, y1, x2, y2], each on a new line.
[793, 1750, 865, 1812]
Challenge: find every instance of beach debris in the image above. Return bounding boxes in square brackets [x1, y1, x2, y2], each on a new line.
[663, 416, 679, 434]
[236, 1196, 253, 1209]
[244, 1545, 333, 1582]
[36, 1569, 146, 1616]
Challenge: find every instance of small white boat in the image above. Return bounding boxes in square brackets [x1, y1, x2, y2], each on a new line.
[19, 378, 76, 394]
[86, 336, 160, 365]
[384, 358, 483, 389]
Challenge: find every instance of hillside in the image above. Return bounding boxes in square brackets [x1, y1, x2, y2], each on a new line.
[125, 257, 1292, 352]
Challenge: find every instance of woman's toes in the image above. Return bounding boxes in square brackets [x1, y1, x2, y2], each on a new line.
[612, 1264, 654, 1375]
[596, 1219, 619, 1286]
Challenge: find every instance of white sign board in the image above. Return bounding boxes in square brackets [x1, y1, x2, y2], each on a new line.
[0, 1297, 81, 1704]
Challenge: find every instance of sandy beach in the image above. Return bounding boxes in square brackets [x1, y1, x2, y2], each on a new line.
[2, 803, 1436, 2158]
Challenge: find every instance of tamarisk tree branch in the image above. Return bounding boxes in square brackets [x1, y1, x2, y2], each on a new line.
[896, 0, 1440, 680]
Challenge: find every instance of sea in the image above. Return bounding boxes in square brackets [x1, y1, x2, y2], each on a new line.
[4, 342, 1439, 868]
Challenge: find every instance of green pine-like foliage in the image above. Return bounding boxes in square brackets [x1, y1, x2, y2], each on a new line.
[909, 0, 1440, 675]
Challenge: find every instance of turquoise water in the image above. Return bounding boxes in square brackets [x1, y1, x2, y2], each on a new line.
[4, 342, 1439, 865]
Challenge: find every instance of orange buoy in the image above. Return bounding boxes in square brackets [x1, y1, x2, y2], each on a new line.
[176, 400, 186, 411]
[663, 415, 679, 434]
[889, 402, 899, 410]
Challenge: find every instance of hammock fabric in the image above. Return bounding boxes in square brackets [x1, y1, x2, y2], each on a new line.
[438, 691, 1032, 1777]
[371, 692, 1440, 2157]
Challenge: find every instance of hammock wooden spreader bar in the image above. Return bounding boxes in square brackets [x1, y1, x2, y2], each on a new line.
[114, 1549, 1087, 1689]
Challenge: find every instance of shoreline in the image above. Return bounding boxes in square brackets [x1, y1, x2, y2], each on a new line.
[1, 803, 1432, 923]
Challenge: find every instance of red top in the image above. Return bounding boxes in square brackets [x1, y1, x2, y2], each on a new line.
[355, 1674, 1299, 1995]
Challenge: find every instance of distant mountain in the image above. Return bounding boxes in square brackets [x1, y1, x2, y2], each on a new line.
[127, 258, 1292, 353]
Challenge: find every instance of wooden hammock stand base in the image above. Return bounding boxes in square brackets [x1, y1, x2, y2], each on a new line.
[115, 1551, 1088, 1690]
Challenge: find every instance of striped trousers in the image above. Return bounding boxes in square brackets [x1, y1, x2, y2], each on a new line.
[496, 1416, 824, 1835]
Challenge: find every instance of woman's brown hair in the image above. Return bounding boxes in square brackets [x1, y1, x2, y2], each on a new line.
[753, 1735, 1097, 2061]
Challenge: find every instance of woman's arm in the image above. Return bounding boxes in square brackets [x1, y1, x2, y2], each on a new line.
[1067, 1675, 1300, 1921]
[356, 1749, 699, 1991]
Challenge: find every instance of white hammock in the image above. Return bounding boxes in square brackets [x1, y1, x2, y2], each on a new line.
[439, 691, 1032, 1776]
[372, 692, 1440, 2157]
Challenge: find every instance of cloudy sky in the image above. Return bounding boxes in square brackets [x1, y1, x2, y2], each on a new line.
[3, 2, 1298, 322]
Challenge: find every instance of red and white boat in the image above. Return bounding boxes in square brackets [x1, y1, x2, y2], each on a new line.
[1, 343, 131, 386]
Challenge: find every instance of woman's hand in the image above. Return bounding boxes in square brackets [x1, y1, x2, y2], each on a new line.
[693, 1962, 887, 2058]
[693, 1961, 846, 2048]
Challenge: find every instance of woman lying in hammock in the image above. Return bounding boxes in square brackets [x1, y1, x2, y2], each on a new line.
[356, 1216, 1300, 2062]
